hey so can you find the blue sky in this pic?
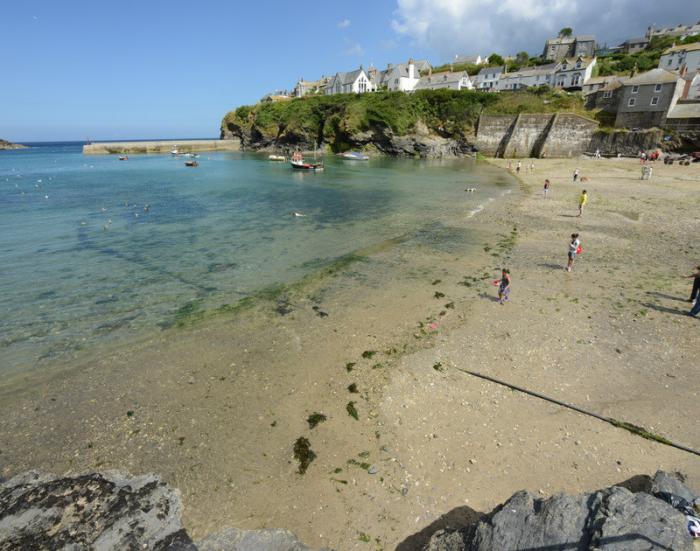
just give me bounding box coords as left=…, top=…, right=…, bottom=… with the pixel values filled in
left=2, top=0, right=697, bottom=141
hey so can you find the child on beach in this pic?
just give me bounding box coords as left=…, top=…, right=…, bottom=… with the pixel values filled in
left=684, top=266, right=700, bottom=304
left=578, top=190, right=588, bottom=216
left=543, top=179, right=550, bottom=198
left=497, top=269, right=511, bottom=304
left=573, top=169, right=580, bottom=183
left=566, top=233, right=581, bottom=272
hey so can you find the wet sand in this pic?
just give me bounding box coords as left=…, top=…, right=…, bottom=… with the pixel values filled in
left=1, top=157, right=698, bottom=550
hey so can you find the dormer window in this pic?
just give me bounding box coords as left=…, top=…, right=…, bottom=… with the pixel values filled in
left=562, top=63, right=568, bottom=70
left=632, top=85, right=639, bottom=94
left=576, top=62, right=582, bottom=68
left=654, top=83, right=662, bottom=92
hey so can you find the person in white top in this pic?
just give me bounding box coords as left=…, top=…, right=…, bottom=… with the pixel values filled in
left=566, top=233, right=580, bottom=272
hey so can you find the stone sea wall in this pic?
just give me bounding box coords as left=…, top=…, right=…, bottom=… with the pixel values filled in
left=476, top=113, right=599, bottom=158
left=83, top=139, right=241, bottom=155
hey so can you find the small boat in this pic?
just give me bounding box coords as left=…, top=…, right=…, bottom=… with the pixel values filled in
left=340, top=151, right=369, bottom=161
left=170, top=147, right=180, bottom=156
left=185, top=160, right=199, bottom=167
left=290, top=151, right=323, bottom=170
left=118, top=155, right=128, bottom=161
left=268, top=154, right=286, bottom=161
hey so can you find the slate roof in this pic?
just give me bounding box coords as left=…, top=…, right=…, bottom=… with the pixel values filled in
left=623, top=68, right=682, bottom=86
left=667, top=101, right=700, bottom=119
left=664, top=42, right=700, bottom=54
left=477, top=66, right=504, bottom=76
left=414, top=71, right=469, bottom=89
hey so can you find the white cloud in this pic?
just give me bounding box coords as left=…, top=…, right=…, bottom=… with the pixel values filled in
left=338, top=18, right=351, bottom=28
left=345, top=42, right=365, bottom=56
left=392, top=0, right=699, bottom=58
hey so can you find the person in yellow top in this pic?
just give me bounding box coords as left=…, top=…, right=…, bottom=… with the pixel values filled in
left=578, top=190, right=588, bottom=217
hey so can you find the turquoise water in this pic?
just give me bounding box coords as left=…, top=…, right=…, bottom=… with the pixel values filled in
left=0, top=143, right=511, bottom=373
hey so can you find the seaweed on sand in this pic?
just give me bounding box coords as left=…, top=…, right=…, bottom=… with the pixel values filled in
left=293, top=437, right=316, bottom=474
left=345, top=362, right=356, bottom=372
left=307, top=412, right=327, bottom=429
left=361, top=350, right=376, bottom=359
left=346, top=401, right=359, bottom=420
left=347, top=383, right=359, bottom=393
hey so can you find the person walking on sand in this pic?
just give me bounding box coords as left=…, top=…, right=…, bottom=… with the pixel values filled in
left=577, top=190, right=588, bottom=217
left=573, top=168, right=580, bottom=183
left=685, top=266, right=700, bottom=304
left=497, top=268, right=511, bottom=304
left=543, top=179, right=551, bottom=198
left=566, top=233, right=581, bottom=272
left=516, top=161, right=521, bottom=174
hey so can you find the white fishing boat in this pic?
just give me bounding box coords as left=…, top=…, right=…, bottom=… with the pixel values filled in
left=340, top=151, right=369, bottom=161
left=268, top=154, right=286, bottom=161
left=170, top=146, right=180, bottom=156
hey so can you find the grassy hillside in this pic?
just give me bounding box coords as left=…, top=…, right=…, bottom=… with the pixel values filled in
left=221, top=88, right=591, bottom=150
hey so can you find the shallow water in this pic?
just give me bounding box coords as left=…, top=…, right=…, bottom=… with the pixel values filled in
left=0, top=144, right=512, bottom=374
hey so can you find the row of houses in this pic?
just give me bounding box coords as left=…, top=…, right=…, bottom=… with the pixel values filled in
left=585, top=42, right=700, bottom=130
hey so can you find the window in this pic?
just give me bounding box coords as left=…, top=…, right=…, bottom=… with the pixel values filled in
left=654, top=84, right=662, bottom=92
left=576, top=62, right=582, bottom=68
left=562, top=63, right=568, bottom=70
left=603, top=90, right=612, bottom=99
left=631, top=85, right=639, bottom=94
left=667, top=58, right=673, bottom=66
left=651, top=96, right=659, bottom=106
left=628, top=97, right=636, bottom=107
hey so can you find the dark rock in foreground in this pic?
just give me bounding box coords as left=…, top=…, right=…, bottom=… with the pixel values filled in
left=2, top=470, right=696, bottom=550
left=423, top=471, right=697, bottom=551
left=0, top=471, right=325, bottom=551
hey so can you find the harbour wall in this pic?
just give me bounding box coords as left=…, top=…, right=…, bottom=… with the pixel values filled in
left=83, top=139, right=241, bottom=155
left=476, top=113, right=599, bottom=158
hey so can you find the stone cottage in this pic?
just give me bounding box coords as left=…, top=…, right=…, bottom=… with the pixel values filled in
left=614, top=68, right=685, bottom=128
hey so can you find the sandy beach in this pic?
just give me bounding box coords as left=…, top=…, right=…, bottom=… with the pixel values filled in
left=0, top=157, right=698, bottom=550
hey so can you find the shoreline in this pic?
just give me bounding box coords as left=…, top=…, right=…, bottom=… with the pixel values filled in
left=1, top=158, right=698, bottom=548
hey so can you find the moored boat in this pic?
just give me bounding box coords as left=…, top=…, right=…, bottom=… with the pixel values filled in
left=185, top=160, right=199, bottom=167
left=340, top=151, right=369, bottom=161
left=268, top=154, right=286, bottom=161
left=290, top=151, right=323, bottom=170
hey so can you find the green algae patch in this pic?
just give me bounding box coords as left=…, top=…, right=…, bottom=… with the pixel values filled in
left=609, top=419, right=673, bottom=446
left=433, top=362, right=444, bottom=372
left=347, top=401, right=359, bottom=420
left=345, top=362, right=356, bottom=372
left=434, top=291, right=445, bottom=299
left=307, top=412, right=327, bottom=429
left=348, top=383, right=359, bottom=393
left=348, top=458, right=371, bottom=471
left=293, top=437, right=316, bottom=474
left=361, top=350, right=376, bottom=359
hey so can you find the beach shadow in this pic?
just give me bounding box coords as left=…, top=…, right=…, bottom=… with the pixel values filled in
left=395, top=505, right=485, bottom=551
left=645, top=291, right=689, bottom=303
left=479, top=292, right=501, bottom=303
left=640, top=302, right=690, bottom=317
left=559, top=214, right=579, bottom=218
left=538, top=262, right=563, bottom=270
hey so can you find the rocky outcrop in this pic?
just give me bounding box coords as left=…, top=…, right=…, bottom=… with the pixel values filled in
left=0, top=139, right=25, bottom=150
left=0, top=471, right=325, bottom=551
left=221, top=116, right=475, bottom=159
left=423, top=471, right=697, bottom=551
left=2, top=470, right=696, bottom=550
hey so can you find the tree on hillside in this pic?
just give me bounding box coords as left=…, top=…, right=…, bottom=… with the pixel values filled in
left=515, top=51, right=530, bottom=65
left=559, top=27, right=573, bottom=37
left=488, top=53, right=505, bottom=66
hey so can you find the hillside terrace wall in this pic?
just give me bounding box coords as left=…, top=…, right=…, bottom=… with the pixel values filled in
left=476, top=113, right=599, bottom=158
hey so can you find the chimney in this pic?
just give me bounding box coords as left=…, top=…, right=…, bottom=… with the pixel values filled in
left=680, top=63, right=688, bottom=78
left=387, top=63, right=394, bottom=70
left=408, top=58, right=415, bottom=79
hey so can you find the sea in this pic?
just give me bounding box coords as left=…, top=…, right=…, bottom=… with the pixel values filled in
left=0, top=142, right=513, bottom=376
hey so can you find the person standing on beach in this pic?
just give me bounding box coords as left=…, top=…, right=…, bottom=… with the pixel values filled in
left=543, top=179, right=550, bottom=198
left=566, top=233, right=580, bottom=272
left=578, top=190, right=588, bottom=217
left=516, top=161, right=521, bottom=174
left=685, top=266, right=700, bottom=304
left=573, top=168, right=580, bottom=183
left=498, top=269, right=511, bottom=304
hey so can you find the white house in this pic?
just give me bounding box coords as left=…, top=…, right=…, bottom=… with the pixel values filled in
left=325, top=67, right=374, bottom=95
left=553, top=56, right=597, bottom=89
left=659, top=42, right=700, bottom=74
left=496, top=65, right=557, bottom=91
left=473, top=66, right=505, bottom=91
left=413, top=71, right=472, bottom=91
left=453, top=54, right=486, bottom=65
left=293, top=76, right=330, bottom=98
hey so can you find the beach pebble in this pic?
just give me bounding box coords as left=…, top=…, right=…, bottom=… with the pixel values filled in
left=368, top=466, right=378, bottom=475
